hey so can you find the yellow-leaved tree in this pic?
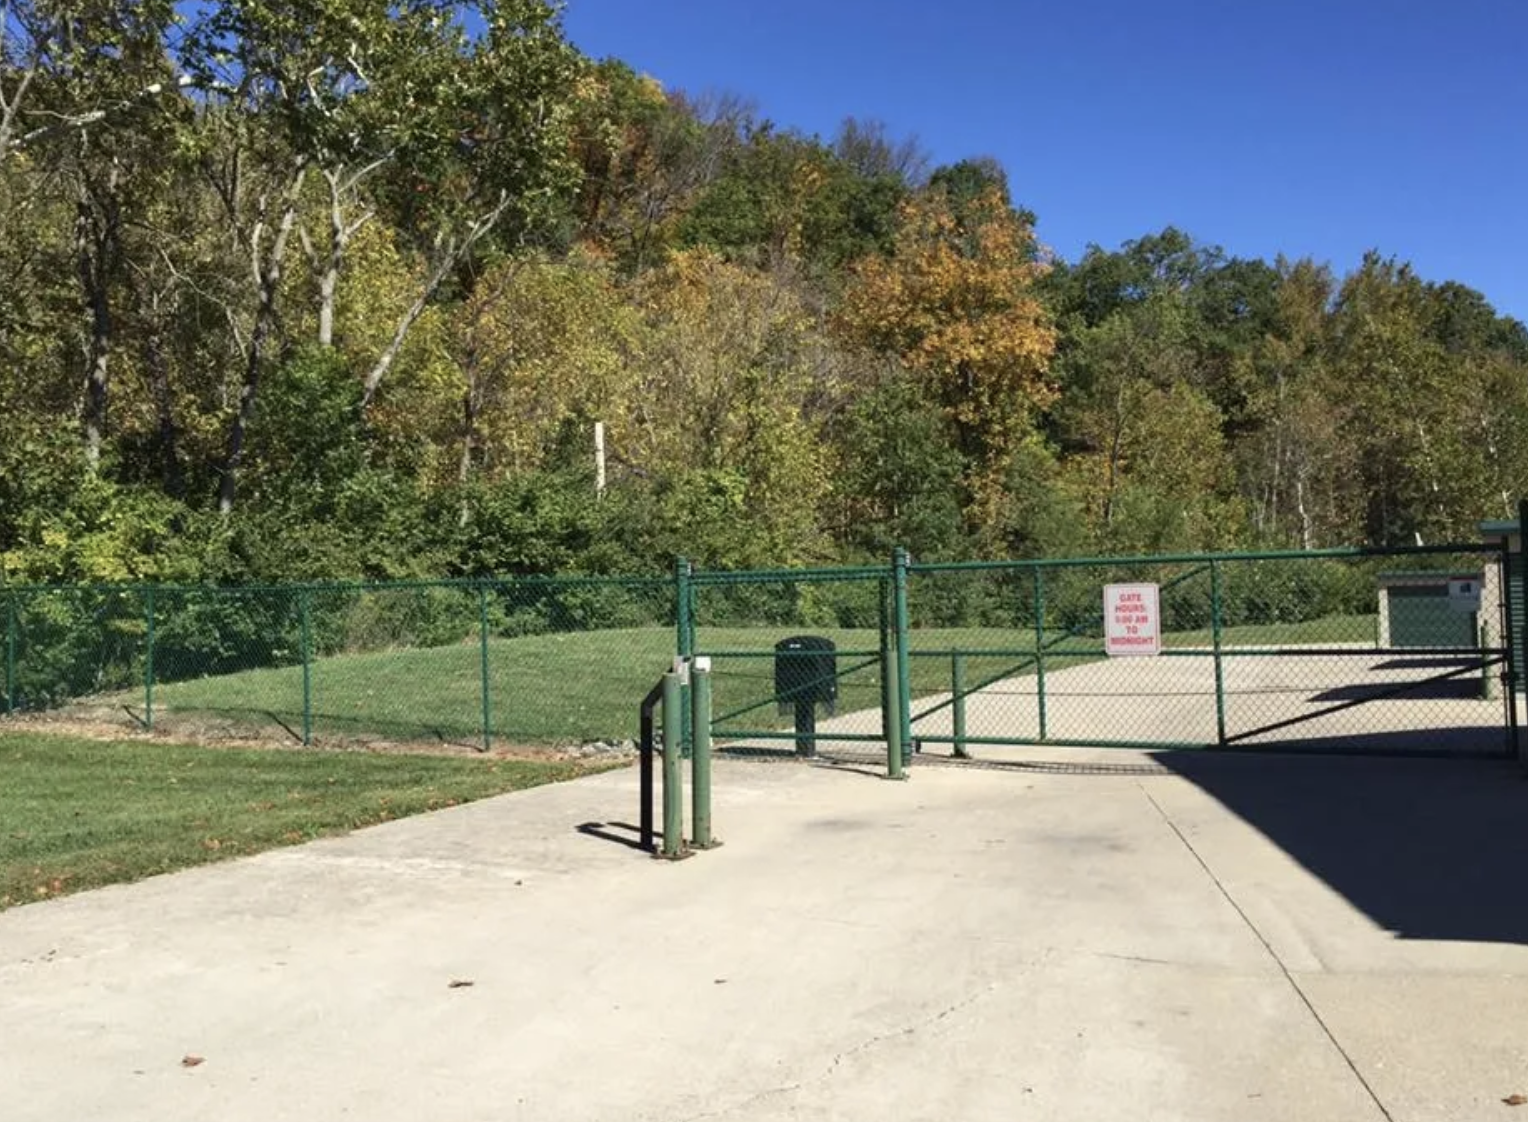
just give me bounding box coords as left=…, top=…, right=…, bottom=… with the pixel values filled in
left=834, top=187, right=1057, bottom=532
left=629, top=249, right=838, bottom=566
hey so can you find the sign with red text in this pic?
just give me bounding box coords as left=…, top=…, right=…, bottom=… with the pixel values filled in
left=1104, top=583, right=1160, bottom=657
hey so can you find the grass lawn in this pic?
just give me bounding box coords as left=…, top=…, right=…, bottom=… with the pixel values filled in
left=0, top=732, right=590, bottom=910
left=83, top=615, right=1381, bottom=747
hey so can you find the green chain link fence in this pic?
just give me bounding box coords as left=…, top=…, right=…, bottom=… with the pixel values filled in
left=902, top=545, right=1515, bottom=758
left=1, top=543, right=1517, bottom=762
left=2, top=575, right=673, bottom=751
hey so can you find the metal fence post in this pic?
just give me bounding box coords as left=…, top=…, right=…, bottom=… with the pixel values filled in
left=675, top=557, right=694, bottom=758
left=299, top=589, right=313, bottom=746
left=880, top=579, right=904, bottom=779
left=884, top=641, right=905, bottom=779
left=1033, top=566, right=1048, bottom=741
left=951, top=652, right=969, bottom=758
left=478, top=582, right=492, bottom=753
left=1210, top=559, right=1228, bottom=746
left=893, top=547, right=913, bottom=767
left=143, top=587, right=155, bottom=732
left=5, top=590, right=16, bottom=715
left=1500, top=544, right=1516, bottom=756
left=660, top=670, right=687, bottom=859
left=691, top=659, right=717, bottom=848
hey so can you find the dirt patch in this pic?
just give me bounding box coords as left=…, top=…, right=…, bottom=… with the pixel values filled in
left=0, top=708, right=634, bottom=767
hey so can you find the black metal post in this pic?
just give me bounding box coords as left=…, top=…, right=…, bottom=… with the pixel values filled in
left=794, top=697, right=817, bottom=757
left=638, top=679, right=665, bottom=852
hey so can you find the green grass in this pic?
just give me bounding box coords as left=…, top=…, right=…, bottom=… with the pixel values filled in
left=87, top=615, right=1381, bottom=746
left=143, top=629, right=678, bottom=744
left=1166, top=613, right=1378, bottom=648
left=0, top=732, right=588, bottom=910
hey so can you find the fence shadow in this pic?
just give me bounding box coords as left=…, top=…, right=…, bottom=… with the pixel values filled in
left=1155, top=749, right=1528, bottom=945
left=1308, top=679, right=1485, bottom=703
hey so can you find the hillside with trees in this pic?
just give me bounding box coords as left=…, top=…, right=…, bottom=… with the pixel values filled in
left=3, top=1, right=1525, bottom=586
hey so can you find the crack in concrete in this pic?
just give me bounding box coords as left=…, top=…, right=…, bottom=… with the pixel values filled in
left=1137, top=781, right=1396, bottom=1122
left=671, top=984, right=996, bottom=1121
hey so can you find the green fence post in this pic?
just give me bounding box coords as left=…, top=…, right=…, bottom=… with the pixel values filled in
left=478, top=582, right=492, bottom=753
left=5, top=590, right=16, bottom=715
left=1482, top=621, right=1497, bottom=701
left=143, top=587, right=155, bottom=732
left=1210, top=559, right=1228, bottom=747
left=1033, top=566, right=1048, bottom=742
left=1504, top=521, right=1522, bottom=764
left=893, top=547, right=913, bottom=767
left=675, top=556, right=694, bottom=758
left=691, top=658, right=717, bottom=849
left=299, top=590, right=313, bottom=746
left=884, top=639, right=905, bottom=780
left=660, top=670, right=688, bottom=859
left=951, top=651, right=969, bottom=759
left=880, top=579, right=904, bottom=779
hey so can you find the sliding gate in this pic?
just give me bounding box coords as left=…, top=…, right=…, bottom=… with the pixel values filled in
left=901, top=545, right=1516, bottom=758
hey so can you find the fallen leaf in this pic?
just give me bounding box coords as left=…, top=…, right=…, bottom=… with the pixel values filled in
left=1504, top=1094, right=1527, bottom=1107
left=180, top=1055, right=205, bottom=1068
left=448, top=979, right=474, bottom=989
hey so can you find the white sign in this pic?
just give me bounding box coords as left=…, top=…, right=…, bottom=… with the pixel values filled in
left=1447, top=578, right=1481, bottom=613
left=1105, top=583, right=1161, bottom=657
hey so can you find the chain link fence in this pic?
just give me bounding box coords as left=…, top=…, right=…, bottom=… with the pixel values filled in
left=1, top=543, right=1517, bottom=761
left=687, top=567, right=893, bottom=758
left=904, top=547, right=1514, bottom=758
left=2, top=577, right=673, bottom=750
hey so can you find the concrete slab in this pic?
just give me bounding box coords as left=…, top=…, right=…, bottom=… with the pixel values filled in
left=2, top=752, right=1525, bottom=1121
left=778, top=643, right=1510, bottom=759
left=897, top=650, right=1507, bottom=754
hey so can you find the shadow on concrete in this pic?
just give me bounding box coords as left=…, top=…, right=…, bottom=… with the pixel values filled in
left=1224, top=725, right=1509, bottom=756
left=1308, top=678, right=1485, bottom=703
left=576, top=821, right=653, bottom=853
left=1370, top=657, right=1485, bottom=671
left=1155, top=750, right=1528, bottom=944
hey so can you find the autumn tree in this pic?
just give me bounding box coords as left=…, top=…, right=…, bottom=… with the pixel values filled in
left=628, top=249, right=840, bottom=566
left=835, top=184, right=1056, bottom=530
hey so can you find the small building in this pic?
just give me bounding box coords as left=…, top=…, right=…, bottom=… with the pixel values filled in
left=1376, top=571, right=1482, bottom=649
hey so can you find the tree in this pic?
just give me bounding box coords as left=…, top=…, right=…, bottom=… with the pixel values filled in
left=177, top=0, right=583, bottom=512
left=1051, top=293, right=1242, bottom=549
left=827, top=367, right=965, bottom=559
left=831, top=117, right=929, bottom=185
left=835, top=185, right=1056, bottom=529
left=1, top=1, right=182, bottom=468
left=441, top=251, right=640, bottom=491
left=568, top=64, right=746, bottom=272
left=627, top=249, right=838, bottom=565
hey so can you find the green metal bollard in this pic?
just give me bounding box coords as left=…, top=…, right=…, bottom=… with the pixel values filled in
left=144, top=587, right=156, bottom=732
left=691, top=659, right=719, bottom=849
left=659, top=670, right=690, bottom=860
left=951, top=652, right=969, bottom=759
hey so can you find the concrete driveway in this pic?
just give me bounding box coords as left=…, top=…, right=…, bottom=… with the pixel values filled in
left=3, top=750, right=1527, bottom=1121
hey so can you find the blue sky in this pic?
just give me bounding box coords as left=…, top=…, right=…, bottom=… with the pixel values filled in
left=561, top=0, right=1528, bottom=321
